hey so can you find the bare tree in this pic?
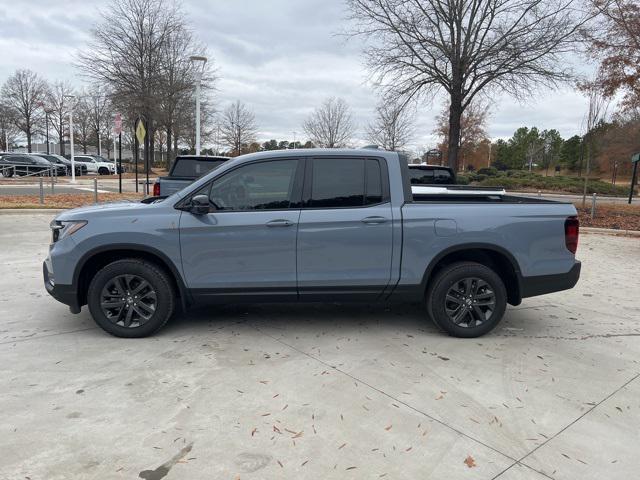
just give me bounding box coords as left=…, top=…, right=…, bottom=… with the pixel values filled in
left=86, top=86, right=113, bottom=156
left=303, top=97, right=355, bottom=148
left=580, top=80, right=610, bottom=206
left=1, top=69, right=48, bottom=152
left=347, top=0, right=591, bottom=170
left=0, top=103, right=19, bottom=151
left=73, top=96, right=93, bottom=154
left=220, top=101, right=258, bottom=156
left=77, top=0, right=197, bottom=168
left=47, top=80, right=75, bottom=156
left=366, top=99, right=415, bottom=151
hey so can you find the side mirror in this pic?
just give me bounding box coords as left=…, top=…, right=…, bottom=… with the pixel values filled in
left=190, top=194, right=212, bottom=215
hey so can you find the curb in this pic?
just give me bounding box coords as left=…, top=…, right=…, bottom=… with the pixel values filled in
left=0, top=209, right=65, bottom=215
left=581, top=226, right=640, bottom=237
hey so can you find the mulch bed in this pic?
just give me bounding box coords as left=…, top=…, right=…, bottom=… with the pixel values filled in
left=575, top=204, right=640, bottom=231
left=0, top=193, right=146, bottom=209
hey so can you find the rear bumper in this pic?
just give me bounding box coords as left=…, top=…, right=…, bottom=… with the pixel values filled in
left=43, top=261, right=80, bottom=313
left=520, top=261, right=581, bottom=298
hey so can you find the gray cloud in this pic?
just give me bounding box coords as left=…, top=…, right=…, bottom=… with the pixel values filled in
left=0, top=0, right=592, bottom=151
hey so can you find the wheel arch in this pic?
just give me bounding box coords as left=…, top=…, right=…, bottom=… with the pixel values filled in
left=420, top=243, right=522, bottom=306
left=73, top=244, right=189, bottom=311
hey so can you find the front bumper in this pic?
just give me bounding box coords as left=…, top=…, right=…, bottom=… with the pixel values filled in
left=520, top=261, right=581, bottom=298
left=43, top=261, right=80, bottom=313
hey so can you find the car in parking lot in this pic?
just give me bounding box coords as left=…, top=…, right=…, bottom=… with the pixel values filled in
left=0, top=153, right=67, bottom=177
left=153, top=155, right=230, bottom=197
left=72, top=155, right=116, bottom=175
left=44, top=148, right=581, bottom=339
left=35, top=153, right=87, bottom=176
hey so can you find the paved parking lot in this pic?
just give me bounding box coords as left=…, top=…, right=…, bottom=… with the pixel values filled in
left=1, top=213, right=639, bottom=480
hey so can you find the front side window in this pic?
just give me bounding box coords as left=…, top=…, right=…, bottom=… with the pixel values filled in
left=309, top=158, right=384, bottom=208
left=208, top=160, right=298, bottom=211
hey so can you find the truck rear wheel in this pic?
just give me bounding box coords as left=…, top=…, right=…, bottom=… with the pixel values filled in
left=87, top=259, right=175, bottom=338
left=426, top=262, right=507, bottom=338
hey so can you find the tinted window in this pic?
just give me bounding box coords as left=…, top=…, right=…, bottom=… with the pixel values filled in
left=365, top=159, right=382, bottom=205
left=172, top=158, right=226, bottom=177
left=408, top=167, right=434, bottom=185
left=209, top=160, right=298, bottom=210
left=434, top=169, right=453, bottom=184
left=310, top=159, right=364, bottom=208
left=76, top=156, right=95, bottom=163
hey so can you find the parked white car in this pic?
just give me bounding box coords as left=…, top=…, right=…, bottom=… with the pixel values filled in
left=73, top=155, right=116, bottom=175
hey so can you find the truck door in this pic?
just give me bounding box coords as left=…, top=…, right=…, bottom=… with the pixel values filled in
left=296, top=157, right=393, bottom=300
left=179, top=158, right=303, bottom=301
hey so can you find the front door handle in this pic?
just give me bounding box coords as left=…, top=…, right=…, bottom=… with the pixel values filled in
left=361, top=216, right=388, bottom=224
left=266, top=219, right=294, bottom=227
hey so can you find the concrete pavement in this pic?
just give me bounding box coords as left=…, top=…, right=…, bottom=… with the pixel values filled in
left=0, top=213, right=638, bottom=479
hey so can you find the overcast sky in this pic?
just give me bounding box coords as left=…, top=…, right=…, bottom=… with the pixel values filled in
left=0, top=0, right=594, bottom=152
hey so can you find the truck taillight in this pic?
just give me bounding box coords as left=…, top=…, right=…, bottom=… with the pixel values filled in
left=153, top=182, right=160, bottom=197
left=565, top=216, right=579, bottom=254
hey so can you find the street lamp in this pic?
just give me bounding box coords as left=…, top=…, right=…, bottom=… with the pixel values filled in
left=189, top=55, right=207, bottom=156
left=63, top=94, right=77, bottom=183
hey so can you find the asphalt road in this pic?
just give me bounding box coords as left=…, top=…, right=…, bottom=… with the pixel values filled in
left=1, top=212, right=639, bottom=479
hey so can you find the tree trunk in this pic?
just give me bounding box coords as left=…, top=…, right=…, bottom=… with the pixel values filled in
left=166, top=127, right=173, bottom=170
left=26, top=128, right=32, bottom=153
left=447, top=95, right=462, bottom=171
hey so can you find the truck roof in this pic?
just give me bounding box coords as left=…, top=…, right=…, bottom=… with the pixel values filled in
left=233, top=148, right=400, bottom=163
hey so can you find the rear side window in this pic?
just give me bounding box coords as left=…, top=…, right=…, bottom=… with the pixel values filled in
left=308, top=158, right=384, bottom=208
left=172, top=158, right=226, bottom=177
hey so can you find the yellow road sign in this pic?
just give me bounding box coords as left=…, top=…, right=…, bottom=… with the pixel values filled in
left=136, top=120, right=146, bottom=144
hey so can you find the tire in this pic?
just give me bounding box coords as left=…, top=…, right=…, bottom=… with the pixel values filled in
left=98, top=167, right=109, bottom=175
left=3, top=169, right=13, bottom=178
left=426, top=261, right=507, bottom=338
left=87, top=259, right=175, bottom=338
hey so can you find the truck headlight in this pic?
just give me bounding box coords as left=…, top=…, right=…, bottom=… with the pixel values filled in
left=50, top=220, right=87, bottom=242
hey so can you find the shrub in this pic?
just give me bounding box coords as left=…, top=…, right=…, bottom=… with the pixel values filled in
left=477, top=167, right=498, bottom=176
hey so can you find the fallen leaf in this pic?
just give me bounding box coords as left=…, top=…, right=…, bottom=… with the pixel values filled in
left=464, top=456, right=476, bottom=468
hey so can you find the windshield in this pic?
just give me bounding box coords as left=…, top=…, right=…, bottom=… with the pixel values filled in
left=171, top=158, right=226, bottom=178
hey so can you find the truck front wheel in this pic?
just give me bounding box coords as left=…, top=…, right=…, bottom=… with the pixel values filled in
left=426, top=262, right=507, bottom=338
left=87, top=259, right=175, bottom=338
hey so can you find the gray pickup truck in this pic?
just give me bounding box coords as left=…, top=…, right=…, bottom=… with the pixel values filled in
left=153, top=155, right=229, bottom=197
left=44, top=149, right=581, bottom=338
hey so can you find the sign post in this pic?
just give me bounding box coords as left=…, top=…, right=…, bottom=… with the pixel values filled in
left=135, top=118, right=146, bottom=194
left=114, top=113, right=123, bottom=193
left=630, top=153, right=639, bottom=205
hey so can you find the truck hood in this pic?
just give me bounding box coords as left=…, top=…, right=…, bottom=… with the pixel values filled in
left=56, top=201, right=151, bottom=221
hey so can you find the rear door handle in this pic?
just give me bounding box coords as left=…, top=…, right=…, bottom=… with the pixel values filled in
left=361, top=216, right=388, bottom=224
left=266, top=219, right=294, bottom=227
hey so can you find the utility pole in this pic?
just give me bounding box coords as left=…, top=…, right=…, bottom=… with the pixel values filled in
left=189, top=55, right=207, bottom=156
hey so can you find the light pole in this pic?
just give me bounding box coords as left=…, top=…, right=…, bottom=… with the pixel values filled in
left=45, top=108, right=53, bottom=155
left=64, top=94, right=77, bottom=183
left=189, top=55, right=207, bottom=156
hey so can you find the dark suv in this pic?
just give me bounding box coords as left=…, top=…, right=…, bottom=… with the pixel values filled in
left=0, top=154, right=67, bottom=177
left=35, top=154, right=86, bottom=176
